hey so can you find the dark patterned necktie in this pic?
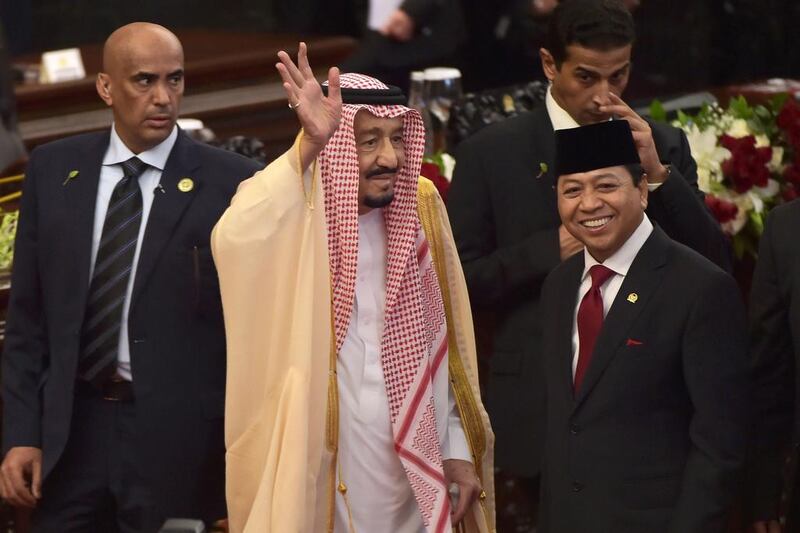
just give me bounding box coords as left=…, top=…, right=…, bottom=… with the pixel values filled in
left=574, top=264, right=615, bottom=393
left=78, top=157, right=147, bottom=385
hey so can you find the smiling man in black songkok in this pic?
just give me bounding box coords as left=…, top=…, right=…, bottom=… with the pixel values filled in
left=537, top=119, right=750, bottom=533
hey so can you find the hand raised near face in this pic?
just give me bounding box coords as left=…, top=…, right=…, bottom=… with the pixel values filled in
left=599, top=93, right=670, bottom=184
left=276, top=42, right=342, bottom=172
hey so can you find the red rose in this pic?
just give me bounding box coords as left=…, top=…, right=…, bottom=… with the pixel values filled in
left=420, top=162, right=450, bottom=203
left=778, top=98, right=800, bottom=149
left=784, top=161, right=800, bottom=186
left=704, top=194, right=739, bottom=225
left=719, top=134, right=772, bottom=192
left=782, top=183, right=800, bottom=202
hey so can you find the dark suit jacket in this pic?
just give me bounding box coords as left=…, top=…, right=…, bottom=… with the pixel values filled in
left=539, top=226, right=749, bottom=533
left=749, top=199, right=800, bottom=527
left=1, top=130, right=261, bottom=522
left=342, top=0, right=466, bottom=81
left=446, top=106, right=732, bottom=476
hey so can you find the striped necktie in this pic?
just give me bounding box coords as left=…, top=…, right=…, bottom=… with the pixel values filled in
left=78, top=156, right=148, bottom=386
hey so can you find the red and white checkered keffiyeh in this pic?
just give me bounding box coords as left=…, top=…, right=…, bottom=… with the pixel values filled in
left=319, top=73, right=452, bottom=532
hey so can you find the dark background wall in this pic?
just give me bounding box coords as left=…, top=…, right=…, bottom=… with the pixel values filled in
left=1, top=0, right=280, bottom=54
left=0, top=0, right=798, bottom=97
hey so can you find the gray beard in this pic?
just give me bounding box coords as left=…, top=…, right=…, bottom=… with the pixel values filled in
left=363, top=190, right=395, bottom=209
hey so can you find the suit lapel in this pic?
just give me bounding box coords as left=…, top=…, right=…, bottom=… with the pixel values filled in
left=64, top=132, right=109, bottom=308
left=530, top=108, right=559, bottom=216
left=573, top=226, right=670, bottom=409
left=130, top=131, right=200, bottom=305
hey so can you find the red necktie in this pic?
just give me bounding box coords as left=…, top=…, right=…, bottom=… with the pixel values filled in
left=574, top=264, right=615, bottom=393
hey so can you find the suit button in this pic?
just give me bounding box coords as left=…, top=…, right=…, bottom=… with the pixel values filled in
left=572, top=481, right=584, bottom=492
left=132, top=338, right=146, bottom=344
left=570, top=423, right=580, bottom=435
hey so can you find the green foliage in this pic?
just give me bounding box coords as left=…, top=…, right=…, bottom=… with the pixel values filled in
left=0, top=210, right=18, bottom=271
left=649, top=99, right=667, bottom=123
left=729, top=95, right=754, bottom=120
left=423, top=152, right=445, bottom=172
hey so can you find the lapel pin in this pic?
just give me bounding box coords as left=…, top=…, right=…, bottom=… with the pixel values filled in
left=627, top=293, right=638, bottom=303
left=62, top=169, right=79, bottom=186
left=177, top=178, right=194, bottom=193
left=536, top=162, right=548, bottom=179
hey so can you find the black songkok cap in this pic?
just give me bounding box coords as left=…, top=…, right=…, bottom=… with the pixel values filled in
left=554, top=120, right=640, bottom=177
left=321, top=84, right=407, bottom=105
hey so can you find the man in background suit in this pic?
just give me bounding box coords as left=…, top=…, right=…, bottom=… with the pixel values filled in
left=0, top=22, right=26, bottom=173
left=446, top=0, right=730, bottom=511
left=539, top=120, right=748, bottom=532
left=341, top=0, right=466, bottom=90
left=749, top=199, right=800, bottom=533
left=0, top=23, right=260, bottom=531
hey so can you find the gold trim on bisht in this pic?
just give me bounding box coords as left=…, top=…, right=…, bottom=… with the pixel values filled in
left=417, top=177, right=493, bottom=531
left=417, top=177, right=487, bottom=467
left=325, top=296, right=340, bottom=532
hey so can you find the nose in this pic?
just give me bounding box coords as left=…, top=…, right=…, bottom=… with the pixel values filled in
left=152, top=81, right=170, bottom=106
left=578, top=189, right=603, bottom=212
left=591, top=80, right=612, bottom=108
left=376, top=137, right=398, bottom=169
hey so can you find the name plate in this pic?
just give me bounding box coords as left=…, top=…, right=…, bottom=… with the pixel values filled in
left=40, top=48, right=86, bottom=83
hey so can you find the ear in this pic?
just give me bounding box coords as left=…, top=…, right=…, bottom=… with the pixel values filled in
left=540, top=48, right=557, bottom=82
left=96, top=73, right=112, bottom=106
left=638, top=173, right=649, bottom=210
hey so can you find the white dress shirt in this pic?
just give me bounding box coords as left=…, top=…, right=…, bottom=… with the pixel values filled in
left=571, top=215, right=653, bottom=377
left=335, top=208, right=470, bottom=532
left=545, top=85, right=581, bottom=132
left=89, top=125, right=177, bottom=381
left=368, top=0, right=404, bottom=30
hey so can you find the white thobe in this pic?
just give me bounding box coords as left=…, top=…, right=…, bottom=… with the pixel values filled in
left=335, top=208, right=470, bottom=532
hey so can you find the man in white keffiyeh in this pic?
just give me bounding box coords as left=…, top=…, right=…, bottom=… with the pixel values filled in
left=212, top=43, right=495, bottom=533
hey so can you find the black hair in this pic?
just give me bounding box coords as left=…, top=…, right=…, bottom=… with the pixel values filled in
left=546, top=0, right=635, bottom=67
left=624, top=163, right=644, bottom=185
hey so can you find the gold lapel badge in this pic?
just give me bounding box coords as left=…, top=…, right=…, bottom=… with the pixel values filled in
left=177, top=178, right=194, bottom=193
left=62, top=169, right=79, bottom=186
left=627, top=293, right=639, bottom=303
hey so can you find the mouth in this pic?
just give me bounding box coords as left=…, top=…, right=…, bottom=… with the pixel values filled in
left=580, top=216, right=612, bottom=231
left=145, top=115, right=172, bottom=128
left=368, top=173, right=396, bottom=184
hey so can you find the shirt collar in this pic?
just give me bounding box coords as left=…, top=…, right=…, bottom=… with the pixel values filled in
left=581, top=215, right=654, bottom=281
left=545, top=85, right=580, bottom=131
left=103, top=124, right=178, bottom=171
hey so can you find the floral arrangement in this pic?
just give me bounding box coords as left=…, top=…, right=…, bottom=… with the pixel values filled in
left=420, top=152, right=456, bottom=203
left=650, top=94, right=800, bottom=258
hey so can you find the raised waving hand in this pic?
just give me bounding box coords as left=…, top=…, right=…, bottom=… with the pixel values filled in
left=276, top=42, right=342, bottom=172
